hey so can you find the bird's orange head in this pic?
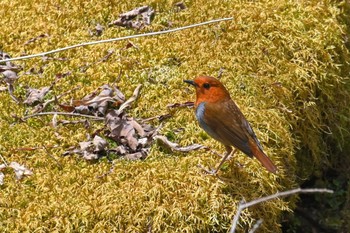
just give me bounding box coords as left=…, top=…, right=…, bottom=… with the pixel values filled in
left=184, top=76, right=231, bottom=106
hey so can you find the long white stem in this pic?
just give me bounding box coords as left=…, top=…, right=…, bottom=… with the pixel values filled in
left=0, top=17, right=233, bottom=63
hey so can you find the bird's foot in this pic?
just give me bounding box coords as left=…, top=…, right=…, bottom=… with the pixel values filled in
left=197, top=164, right=218, bottom=175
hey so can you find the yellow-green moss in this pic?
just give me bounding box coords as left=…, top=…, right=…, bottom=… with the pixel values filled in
left=0, top=0, right=349, bottom=232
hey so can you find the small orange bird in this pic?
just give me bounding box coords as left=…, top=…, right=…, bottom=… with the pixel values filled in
left=184, top=76, right=277, bottom=174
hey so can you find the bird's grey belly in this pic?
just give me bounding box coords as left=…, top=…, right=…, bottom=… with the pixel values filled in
left=195, top=102, right=224, bottom=143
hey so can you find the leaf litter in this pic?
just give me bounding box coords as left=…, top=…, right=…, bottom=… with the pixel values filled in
left=108, top=6, right=155, bottom=29
left=25, top=82, right=205, bottom=164
left=3, top=57, right=206, bottom=180
left=1, top=50, right=21, bottom=103
left=2, top=47, right=206, bottom=182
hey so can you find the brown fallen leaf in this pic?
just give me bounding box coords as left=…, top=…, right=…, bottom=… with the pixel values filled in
left=23, top=86, right=51, bottom=105
left=108, top=6, right=155, bottom=29
left=106, top=110, right=138, bottom=151
left=2, top=70, right=18, bottom=85
left=125, top=150, right=147, bottom=160
left=2, top=70, right=20, bottom=103
left=76, top=135, right=108, bottom=160
left=89, top=23, right=104, bottom=36
left=64, top=84, right=125, bottom=116
left=174, top=2, right=186, bottom=10
left=0, top=51, right=21, bottom=72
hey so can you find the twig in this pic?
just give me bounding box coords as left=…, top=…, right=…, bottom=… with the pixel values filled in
left=22, top=112, right=105, bottom=121
left=0, top=18, right=233, bottom=63
left=229, top=188, right=333, bottom=233
left=0, top=154, right=8, bottom=166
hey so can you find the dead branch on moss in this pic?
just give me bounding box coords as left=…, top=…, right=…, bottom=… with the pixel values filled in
left=167, top=101, right=194, bottom=108
left=229, top=188, right=334, bottom=233
left=0, top=18, right=233, bottom=63
left=22, top=112, right=105, bottom=121
left=154, top=135, right=207, bottom=152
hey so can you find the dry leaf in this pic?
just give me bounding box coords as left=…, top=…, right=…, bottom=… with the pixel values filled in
left=2, top=70, right=18, bottom=85
left=125, top=150, right=147, bottom=160
left=109, top=6, right=155, bottom=29
left=0, top=51, right=21, bottom=72
left=23, top=86, right=51, bottom=105
left=75, top=135, right=109, bottom=160
left=174, top=2, right=186, bottom=10
left=66, top=84, right=125, bottom=116
left=9, top=162, right=33, bottom=180
left=93, top=135, right=108, bottom=151
left=106, top=110, right=137, bottom=151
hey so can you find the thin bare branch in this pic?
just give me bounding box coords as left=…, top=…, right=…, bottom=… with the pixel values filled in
left=43, top=145, right=63, bottom=169
left=0, top=18, right=233, bottom=63
left=229, top=188, right=334, bottom=233
left=22, top=112, right=105, bottom=121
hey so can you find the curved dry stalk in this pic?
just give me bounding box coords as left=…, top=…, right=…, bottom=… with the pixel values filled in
left=22, top=112, right=105, bottom=121
left=116, top=84, right=142, bottom=114
left=0, top=18, right=233, bottom=63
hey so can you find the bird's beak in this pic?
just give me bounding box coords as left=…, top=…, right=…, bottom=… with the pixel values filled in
left=184, top=80, right=196, bottom=86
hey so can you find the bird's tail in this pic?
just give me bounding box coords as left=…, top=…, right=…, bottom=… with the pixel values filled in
left=249, top=141, right=277, bottom=173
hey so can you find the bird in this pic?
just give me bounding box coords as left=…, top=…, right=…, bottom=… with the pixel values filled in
left=184, top=76, right=277, bottom=174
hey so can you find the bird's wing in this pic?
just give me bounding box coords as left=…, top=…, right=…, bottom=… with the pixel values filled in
left=200, top=100, right=253, bottom=156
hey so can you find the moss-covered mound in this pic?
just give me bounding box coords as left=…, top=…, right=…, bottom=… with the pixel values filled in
left=0, top=0, right=349, bottom=232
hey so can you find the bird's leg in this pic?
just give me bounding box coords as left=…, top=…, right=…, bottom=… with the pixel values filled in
left=212, top=146, right=237, bottom=173
left=200, top=146, right=237, bottom=175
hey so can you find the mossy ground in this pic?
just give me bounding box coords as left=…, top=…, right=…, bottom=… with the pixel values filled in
left=0, top=0, right=349, bottom=232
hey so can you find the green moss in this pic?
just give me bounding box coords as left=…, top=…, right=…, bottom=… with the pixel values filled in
left=0, top=0, right=349, bottom=232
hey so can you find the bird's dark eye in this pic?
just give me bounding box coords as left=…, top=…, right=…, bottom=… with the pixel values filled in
left=203, top=83, right=210, bottom=89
